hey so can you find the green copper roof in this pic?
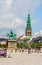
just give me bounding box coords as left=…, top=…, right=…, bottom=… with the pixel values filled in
left=26, top=13, right=31, bottom=29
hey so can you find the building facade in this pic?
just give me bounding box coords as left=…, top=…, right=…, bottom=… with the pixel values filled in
left=7, top=40, right=17, bottom=49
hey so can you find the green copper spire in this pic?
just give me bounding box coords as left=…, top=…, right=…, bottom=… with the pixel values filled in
left=26, top=12, right=31, bottom=30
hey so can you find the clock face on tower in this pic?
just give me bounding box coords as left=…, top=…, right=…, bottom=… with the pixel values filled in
left=26, top=29, right=32, bottom=36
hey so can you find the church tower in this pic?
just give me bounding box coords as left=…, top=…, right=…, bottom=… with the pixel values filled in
left=25, top=12, right=32, bottom=36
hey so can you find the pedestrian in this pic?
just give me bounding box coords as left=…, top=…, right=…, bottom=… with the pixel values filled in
left=28, top=47, right=31, bottom=54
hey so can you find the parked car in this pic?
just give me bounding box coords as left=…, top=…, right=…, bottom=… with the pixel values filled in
left=0, top=48, right=7, bottom=57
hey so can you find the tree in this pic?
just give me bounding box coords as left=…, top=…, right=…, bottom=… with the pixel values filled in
left=17, top=43, right=24, bottom=49
left=19, top=43, right=23, bottom=49
left=2, top=45, right=7, bottom=48
left=24, top=44, right=28, bottom=49
left=0, top=43, right=2, bottom=48
left=30, top=43, right=36, bottom=49
left=35, top=43, right=41, bottom=48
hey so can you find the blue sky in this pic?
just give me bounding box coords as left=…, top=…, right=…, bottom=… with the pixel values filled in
left=0, top=0, right=42, bottom=37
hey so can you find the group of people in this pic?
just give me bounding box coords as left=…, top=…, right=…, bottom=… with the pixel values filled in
left=28, top=47, right=41, bottom=54
left=8, top=47, right=41, bottom=58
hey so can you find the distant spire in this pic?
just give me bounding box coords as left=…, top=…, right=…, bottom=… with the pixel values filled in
left=25, top=11, right=32, bottom=36
left=26, top=11, right=31, bottom=30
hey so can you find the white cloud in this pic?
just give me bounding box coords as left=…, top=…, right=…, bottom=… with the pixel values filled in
left=0, top=18, right=26, bottom=37
left=16, top=29, right=24, bottom=36
left=39, top=30, right=42, bottom=36
left=14, top=18, right=26, bottom=28
left=5, top=0, right=13, bottom=7
left=0, top=0, right=13, bottom=11
left=0, top=17, right=25, bottom=29
left=0, top=0, right=42, bottom=37
left=12, top=0, right=41, bottom=17
left=31, top=19, right=38, bottom=24
left=0, top=0, right=41, bottom=13
left=0, top=0, right=41, bottom=19
left=33, top=30, right=42, bottom=38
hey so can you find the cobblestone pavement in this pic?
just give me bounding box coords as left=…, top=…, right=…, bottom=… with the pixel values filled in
left=0, top=50, right=42, bottom=65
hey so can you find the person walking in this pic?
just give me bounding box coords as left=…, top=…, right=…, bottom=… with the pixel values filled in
left=28, top=47, right=31, bottom=54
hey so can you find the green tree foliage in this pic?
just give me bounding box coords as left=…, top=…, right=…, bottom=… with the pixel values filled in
left=30, top=43, right=36, bottom=49
left=30, top=43, right=42, bottom=49
left=17, top=42, right=42, bottom=49
left=2, top=45, right=7, bottom=48
left=17, top=43, right=24, bottom=49
left=17, top=43, right=28, bottom=49
left=17, top=43, right=20, bottom=48
left=24, top=44, right=28, bottom=49
left=39, top=43, right=42, bottom=46
left=35, top=43, right=41, bottom=48
left=0, top=43, right=2, bottom=48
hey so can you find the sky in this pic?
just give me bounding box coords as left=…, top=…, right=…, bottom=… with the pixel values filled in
left=0, top=0, right=42, bottom=38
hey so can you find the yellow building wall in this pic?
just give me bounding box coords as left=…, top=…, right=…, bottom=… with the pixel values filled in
left=8, top=41, right=17, bottom=49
